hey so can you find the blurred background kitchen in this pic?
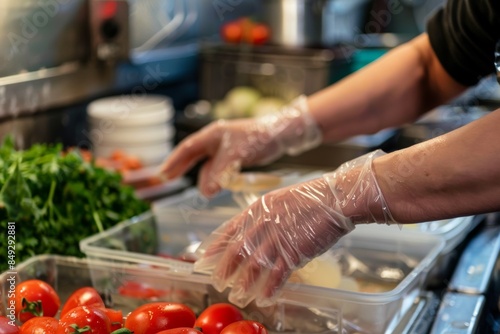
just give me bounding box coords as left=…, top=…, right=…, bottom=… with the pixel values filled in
left=3, top=0, right=500, bottom=158
left=1, top=1, right=500, bottom=332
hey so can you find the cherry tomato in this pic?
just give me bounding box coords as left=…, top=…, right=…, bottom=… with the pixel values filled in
left=124, top=302, right=196, bottom=334
left=60, top=287, right=105, bottom=317
left=221, top=21, right=243, bottom=44
left=156, top=329, right=203, bottom=334
left=118, top=281, right=166, bottom=299
left=248, top=24, right=270, bottom=45
left=9, top=280, right=60, bottom=323
left=194, top=303, right=243, bottom=334
left=220, top=320, right=268, bottom=334
left=56, top=306, right=111, bottom=334
left=102, top=308, right=123, bottom=331
left=0, top=316, right=20, bottom=334
left=19, top=316, right=58, bottom=334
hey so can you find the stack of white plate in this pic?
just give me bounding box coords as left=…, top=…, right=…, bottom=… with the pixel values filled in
left=87, top=95, right=175, bottom=166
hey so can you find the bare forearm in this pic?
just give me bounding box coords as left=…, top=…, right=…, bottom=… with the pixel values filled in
left=307, top=34, right=467, bottom=142
left=373, top=110, right=500, bottom=223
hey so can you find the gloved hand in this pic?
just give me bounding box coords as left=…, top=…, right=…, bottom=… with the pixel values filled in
left=193, top=150, right=395, bottom=308
left=160, top=96, right=322, bottom=197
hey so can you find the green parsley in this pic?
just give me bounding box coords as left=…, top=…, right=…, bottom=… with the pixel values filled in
left=0, top=137, right=149, bottom=270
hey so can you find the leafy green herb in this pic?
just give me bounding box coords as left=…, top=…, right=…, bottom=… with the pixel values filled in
left=0, top=137, right=150, bottom=270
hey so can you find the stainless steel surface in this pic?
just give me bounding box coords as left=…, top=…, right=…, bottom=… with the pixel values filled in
left=0, top=0, right=119, bottom=119
left=260, top=0, right=326, bottom=47
left=448, top=226, right=500, bottom=294
left=0, top=0, right=204, bottom=121
left=0, top=63, right=115, bottom=120
left=389, top=292, right=440, bottom=334
left=0, top=0, right=90, bottom=77
left=430, top=293, right=485, bottom=334
left=0, top=105, right=68, bottom=149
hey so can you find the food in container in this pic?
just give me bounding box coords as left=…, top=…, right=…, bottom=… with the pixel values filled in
left=80, top=205, right=444, bottom=333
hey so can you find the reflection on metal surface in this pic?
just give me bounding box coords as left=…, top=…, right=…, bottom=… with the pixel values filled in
left=448, top=226, right=500, bottom=294
left=430, top=293, right=484, bottom=334
left=389, top=292, right=441, bottom=334
left=0, top=63, right=115, bottom=120
left=0, top=62, right=80, bottom=86
left=0, top=0, right=115, bottom=120
left=0, top=0, right=90, bottom=77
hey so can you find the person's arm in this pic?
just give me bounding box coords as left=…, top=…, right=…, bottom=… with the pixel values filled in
left=192, top=110, right=500, bottom=308
left=369, top=109, right=500, bottom=224
left=308, top=34, right=468, bottom=142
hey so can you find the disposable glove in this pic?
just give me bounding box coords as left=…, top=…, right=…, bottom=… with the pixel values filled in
left=194, top=150, right=395, bottom=308
left=161, top=96, right=322, bottom=197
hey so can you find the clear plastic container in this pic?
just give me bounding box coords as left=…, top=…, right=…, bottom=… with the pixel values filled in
left=150, top=169, right=310, bottom=214
left=355, top=215, right=477, bottom=255
left=355, top=215, right=479, bottom=289
left=0, top=255, right=210, bottom=322
left=80, top=210, right=443, bottom=333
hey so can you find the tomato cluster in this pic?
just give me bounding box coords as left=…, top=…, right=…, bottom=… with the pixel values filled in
left=220, top=18, right=270, bottom=45
left=1, top=280, right=268, bottom=334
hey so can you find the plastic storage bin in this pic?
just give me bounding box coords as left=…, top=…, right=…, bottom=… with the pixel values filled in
left=150, top=169, right=313, bottom=213
left=80, top=209, right=443, bottom=333
left=356, top=216, right=476, bottom=256
left=0, top=255, right=211, bottom=321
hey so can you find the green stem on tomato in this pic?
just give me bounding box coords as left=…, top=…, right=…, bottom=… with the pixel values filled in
left=21, top=297, right=43, bottom=317
left=69, top=324, right=92, bottom=333
left=110, top=328, right=134, bottom=334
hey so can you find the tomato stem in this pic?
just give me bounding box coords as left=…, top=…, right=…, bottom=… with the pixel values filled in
left=69, top=324, right=91, bottom=333
left=111, top=328, right=134, bottom=334
left=21, top=297, right=43, bottom=317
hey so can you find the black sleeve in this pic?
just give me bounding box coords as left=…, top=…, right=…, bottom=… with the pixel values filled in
left=427, top=0, right=500, bottom=86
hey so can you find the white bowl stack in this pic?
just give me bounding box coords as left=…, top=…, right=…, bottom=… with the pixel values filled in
left=87, top=95, right=175, bottom=166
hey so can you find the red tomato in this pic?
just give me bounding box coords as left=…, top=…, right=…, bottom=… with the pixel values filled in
left=124, top=302, right=196, bottom=334
left=56, top=306, right=110, bottom=334
left=194, top=303, right=243, bottom=334
left=156, top=329, right=203, bottom=334
left=102, top=308, right=123, bottom=331
left=221, top=21, right=243, bottom=44
left=9, top=280, right=60, bottom=323
left=60, top=287, right=105, bottom=317
left=19, top=316, right=58, bottom=334
left=248, top=24, right=270, bottom=45
left=0, top=316, right=19, bottom=334
left=118, top=281, right=166, bottom=299
left=220, top=320, right=268, bottom=334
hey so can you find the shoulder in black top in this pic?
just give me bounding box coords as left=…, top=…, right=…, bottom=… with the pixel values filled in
left=427, top=0, right=500, bottom=86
